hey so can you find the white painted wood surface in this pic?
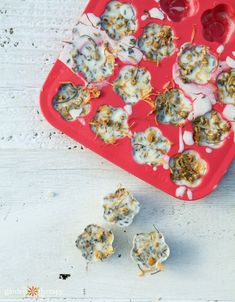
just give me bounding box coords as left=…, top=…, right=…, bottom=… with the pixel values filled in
left=0, top=0, right=234, bottom=301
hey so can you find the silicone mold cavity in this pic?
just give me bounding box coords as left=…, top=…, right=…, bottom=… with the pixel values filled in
left=160, top=0, right=199, bottom=22
left=201, top=4, right=235, bottom=44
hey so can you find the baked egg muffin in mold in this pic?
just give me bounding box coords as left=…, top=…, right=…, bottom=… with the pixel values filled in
left=155, top=88, right=192, bottom=125
left=75, top=224, right=114, bottom=262
left=170, top=150, right=207, bottom=187
left=103, top=186, right=140, bottom=227
left=71, top=36, right=116, bottom=83
left=178, top=44, right=217, bottom=84
left=138, top=23, right=175, bottom=62
left=90, top=105, right=129, bottom=144
left=100, top=1, right=137, bottom=41
left=131, top=228, right=170, bottom=275
left=113, top=66, right=152, bottom=105
left=132, top=127, right=171, bottom=167
left=192, top=110, right=231, bottom=148
left=53, top=83, right=100, bottom=121
left=217, top=69, right=235, bottom=105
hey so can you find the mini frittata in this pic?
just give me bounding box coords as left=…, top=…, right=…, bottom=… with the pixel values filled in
left=103, top=186, right=140, bottom=227
left=113, top=65, right=152, bottom=104
left=192, top=110, right=231, bottom=148
left=155, top=88, right=192, bottom=125
left=217, top=69, right=235, bottom=105
left=131, top=228, right=170, bottom=275
left=170, top=150, right=207, bottom=187
left=101, top=1, right=137, bottom=40
left=75, top=224, right=114, bottom=262
left=71, top=36, right=115, bottom=83
left=178, top=44, right=217, bottom=84
left=132, top=127, right=171, bottom=167
left=90, top=105, right=129, bottom=144
left=138, top=23, right=175, bottom=62
left=53, top=83, right=100, bottom=121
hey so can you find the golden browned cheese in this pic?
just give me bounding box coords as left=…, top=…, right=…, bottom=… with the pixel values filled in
left=193, top=110, right=231, bottom=147
left=170, top=151, right=207, bottom=186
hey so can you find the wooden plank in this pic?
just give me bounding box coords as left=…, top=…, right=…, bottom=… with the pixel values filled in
left=0, top=149, right=234, bottom=204
left=0, top=150, right=234, bottom=300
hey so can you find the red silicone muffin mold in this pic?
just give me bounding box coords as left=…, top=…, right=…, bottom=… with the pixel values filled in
left=40, top=0, right=235, bottom=201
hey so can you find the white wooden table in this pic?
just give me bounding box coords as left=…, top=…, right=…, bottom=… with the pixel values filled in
left=0, top=1, right=234, bottom=301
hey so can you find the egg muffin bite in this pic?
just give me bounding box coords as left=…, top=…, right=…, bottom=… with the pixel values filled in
left=53, top=83, right=100, bottom=121
left=178, top=44, right=217, bottom=84
left=138, top=23, right=175, bottom=62
left=132, top=127, right=171, bottom=167
left=192, top=110, right=231, bottom=148
left=155, top=88, right=192, bottom=125
left=101, top=1, right=137, bottom=41
left=217, top=69, right=235, bottom=105
left=103, top=186, right=140, bottom=227
left=131, top=228, right=170, bottom=275
left=170, top=150, right=207, bottom=187
left=72, top=36, right=115, bottom=83
left=113, top=66, right=152, bottom=104
left=90, top=105, right=129, bottom=144
left=75, top=224, right=114, bottom=262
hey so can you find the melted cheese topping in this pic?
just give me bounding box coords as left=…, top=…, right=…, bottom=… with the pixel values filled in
left=131, top=229, right=170, bottom=274
left=90, top=105, right=129, bottom=144
left=132, top=127, right=171, bottom=167
left=101, top=1, right=136, bottom=41
left=75, top=224, right=114, bottom=262
left=113, top=66, right=152, bottom=104
left=178, top=44, right=217, bottom=84
left=138, top=23, right=175, bottom=62
left=170, top=150, right=207, bottom=187
left=193, top=110, right=231, bottom=148
left=117, top=36, right=143, bottom=64
left=103, top=186, right=140, bottom=227
left=72, top=36, right=115, bottom=83
left=155, top=88, right=192, bottom=125
left=53, top=83, right=100, bottom=121
left=217, top=69, right=235, bottom=105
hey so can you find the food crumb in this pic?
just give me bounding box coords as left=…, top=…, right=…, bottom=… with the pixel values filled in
left=59, top=274, right=71, bottom=280
left=48, top=192, right=57, bottom=198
